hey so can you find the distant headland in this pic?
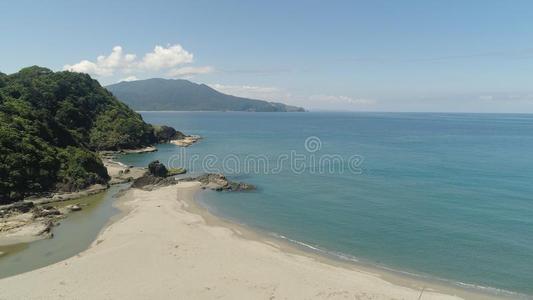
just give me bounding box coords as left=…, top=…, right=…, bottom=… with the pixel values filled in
left=106, top=78, right=305, bottom=112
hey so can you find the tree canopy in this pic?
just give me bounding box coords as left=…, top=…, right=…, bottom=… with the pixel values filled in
left=0, top=66, right=159, bottom=203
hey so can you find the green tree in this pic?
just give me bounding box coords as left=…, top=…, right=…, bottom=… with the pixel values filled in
left=0, top=66, right=160, bottom=203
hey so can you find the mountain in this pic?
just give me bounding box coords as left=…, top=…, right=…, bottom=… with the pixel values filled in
left=0, top=67, right=167, bottom=204
left=106, top=78, right=305, bottom=112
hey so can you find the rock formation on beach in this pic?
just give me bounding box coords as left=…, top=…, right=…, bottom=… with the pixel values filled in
left=0, top=201, right=81, bottom=246
left=131, top=161, right=254, bottom=192
left=192, top=173, right=256, bottom=191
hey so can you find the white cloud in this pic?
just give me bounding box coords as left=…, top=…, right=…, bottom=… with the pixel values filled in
left=208, top=83, right=293, bottom=103
left=478, top=93, right=533, bottom=103
left=208, top=84, right=376, bottom=110
left=63, top=44, right=209, bottom=81
left=119, top=75, right=139, bottom=82
left=140, top=45, right=193, bottom=70
left=208, top=84, right=281, bottom=98
left=308, top=94, right=377, bottom=106
left=168, top=66, right=214, bottom=78
left=64, top=46, right=136, bottom=77
left=479, top=95, right=494, bottom=101
left=64, top=60, right=104, bottom=76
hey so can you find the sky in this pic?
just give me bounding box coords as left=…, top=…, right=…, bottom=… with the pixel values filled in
left=2, top=0, right=533, bottom=112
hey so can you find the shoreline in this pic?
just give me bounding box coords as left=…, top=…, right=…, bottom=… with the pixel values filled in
left=0, top=182, right=509, bottom=299
left=188, top=190, right=513, bottom=300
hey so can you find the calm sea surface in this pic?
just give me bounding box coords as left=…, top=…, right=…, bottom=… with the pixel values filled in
left=119, top=112, right=533, bottom=296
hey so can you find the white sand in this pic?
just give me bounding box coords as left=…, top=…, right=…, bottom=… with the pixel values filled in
left=0, top=183, right=491, bottom=299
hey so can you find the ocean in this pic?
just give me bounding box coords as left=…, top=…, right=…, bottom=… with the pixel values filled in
left=119, top=111, right=533, bottom=297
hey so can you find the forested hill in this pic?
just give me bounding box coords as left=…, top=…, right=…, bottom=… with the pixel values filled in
left=0, top=66, right=162, bottom=204
left=106, top=78, right=305, bottom=112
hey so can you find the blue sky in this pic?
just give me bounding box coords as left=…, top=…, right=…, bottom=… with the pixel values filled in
left=2, top=0, right=533, bottom=112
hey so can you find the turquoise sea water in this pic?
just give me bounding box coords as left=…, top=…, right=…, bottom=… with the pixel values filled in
left=119, top=112, right=533, bottom=297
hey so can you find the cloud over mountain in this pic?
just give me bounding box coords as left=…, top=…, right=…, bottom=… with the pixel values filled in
left=64, top=44, right=212, bottom=80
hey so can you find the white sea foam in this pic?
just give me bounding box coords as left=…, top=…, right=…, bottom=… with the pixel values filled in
left=268, top=232, right=529, bottom=299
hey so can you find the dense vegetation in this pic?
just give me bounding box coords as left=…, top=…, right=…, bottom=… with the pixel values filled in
left=0, top=66, right=163, bottom=204
left=153, top=125, right=185, bottom=143
left=107, top=78, right=305, bottom=112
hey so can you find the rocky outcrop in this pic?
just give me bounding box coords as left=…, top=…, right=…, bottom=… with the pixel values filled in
left=0, top=203, right=65, bottom=246
left=170, top=135, right=201, bottom=147
left=154, top=125, right=187, bottom=143
left=0, top=201, right=35, bottom=216
left=183, top=173, right=256, bottom=192
left=148, top=160, right=168, bottom=177
left=132, top=172, right=255, bottom=192
left=122, top=146, right=158, bottom=154
left=32, top=206, right=61, bottom=218
left=26, top=184, right=108, bottom=205
left=0, top=199, right=91, bottom=246
left=0, top=215, right=54, bottom=246
left=193, top=173, right=229, bottom=187
left=99, top=146, right=157, bottom=156
left=131, top=175, right=178, bottom=191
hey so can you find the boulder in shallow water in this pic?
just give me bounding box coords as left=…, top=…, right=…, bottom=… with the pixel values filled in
left=194, top=173, right=229, bottom=187
left=228, top=182, right=256, bottom=191
left=67, top=204, right=82, bottom=212
left=185, top=173, right=255, bottom=192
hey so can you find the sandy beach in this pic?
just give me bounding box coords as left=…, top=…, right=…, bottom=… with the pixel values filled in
left=0, top=182, right=497, bottom=299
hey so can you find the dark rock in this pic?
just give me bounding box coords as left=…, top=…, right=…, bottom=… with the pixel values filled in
left=148, top=160, right=168, bottom=177
left=132, top=175, right=162, bottom=188
left=193, top=173, right=229, bottom=186
left=173, top=130, right=187, bottom=140
left=155, top=125, right=177, bottom=143
left=183, top=173, right=255, bottom=192
left=9, top=201, right=34, bottom=213
left=38, top=220, right=55, bottom=236
left=132, top=174, right=176, bottom=190
left=228, top=182, right=256, bottom=191
left=154, top=126, right=188, bottom=143
left=33, top=206, right=61, bottom=218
